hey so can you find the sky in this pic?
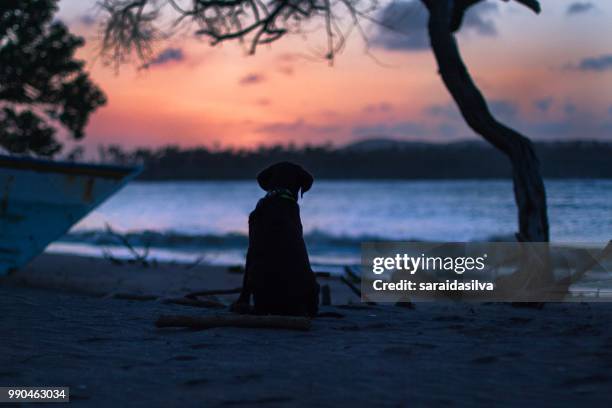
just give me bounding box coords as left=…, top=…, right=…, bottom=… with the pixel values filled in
left=57, top=0, right=612, bottom=151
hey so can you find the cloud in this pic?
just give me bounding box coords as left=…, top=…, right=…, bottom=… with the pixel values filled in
left=352, top=121, right=425, bottom=138
left=426, top=103, right=461, bottom=120
left=564, top=103, right=577, bottom=116
left=373, top=1, right=429, bottom=51
left=570, top=54, right=612, bottom=72
left=278, top=66, right=294, bottom=76
left=256, top=119, right=340, bottom=135
left=79, top=14, right=97, bottom=26
left=426, top=99, right=517, bottom=121
left=363, top=103, right=393, bottom=113
left=489, top=99, right=518, bottom=120
left=277, top=53, right=301, bottom=63
left=461, top=2, right=498, bottom=36
left=534, top=98, right=553, bottom=113
left=319, top=109, right=340, bottom=118
left=141, top=48, right=185, bottom=69
left=525, top=112, right=611, bottom=141
left=362, top=98, right=612, bottom=142
left=373, top=0, right=498, bottom=51
left=566, top=2, right=594, bottom=15
left=239, top=73, right=265, bottom=85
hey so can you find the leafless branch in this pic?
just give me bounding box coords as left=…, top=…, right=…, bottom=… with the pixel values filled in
left=103, top=223, right=153, bottom=267
left=98, top=0, right=381, bottom=65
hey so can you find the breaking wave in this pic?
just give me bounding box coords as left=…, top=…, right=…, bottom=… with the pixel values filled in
left=60, top=229, right=398, bottom=252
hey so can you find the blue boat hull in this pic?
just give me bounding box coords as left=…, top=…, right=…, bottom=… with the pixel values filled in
left=0, top=155, right=140, bottom=275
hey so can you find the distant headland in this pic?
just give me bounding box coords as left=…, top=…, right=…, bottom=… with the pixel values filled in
left=95, top=139, right=612, bottom=180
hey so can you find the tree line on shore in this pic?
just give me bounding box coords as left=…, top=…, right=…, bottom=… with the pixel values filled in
left=91, top=140, right=612, bottom=180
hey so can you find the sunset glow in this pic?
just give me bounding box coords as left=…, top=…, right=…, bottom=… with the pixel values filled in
left=58, top=0, right=612, bottom=151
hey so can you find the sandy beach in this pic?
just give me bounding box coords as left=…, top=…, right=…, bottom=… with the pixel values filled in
left=2, top=0, right=611, bottom=406
left=2, top=253, right=612, bottom=407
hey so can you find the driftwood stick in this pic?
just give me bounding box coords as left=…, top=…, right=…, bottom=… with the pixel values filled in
left=532, top=241, right=612, bottom=300
left=185, top=288, right=242, bottom=299
left=340, top=276, right=362, bottom=298
left=155, top=314, right=312, bottom=331
left=340, top=276, right=377, bottom=305
left=344, top=266, right=361, bottom=283
left=162, top=297, right=226, bottom=309
left=104, top=223, right=151, bottom=266
left=558, top=241, right=612, bottom=286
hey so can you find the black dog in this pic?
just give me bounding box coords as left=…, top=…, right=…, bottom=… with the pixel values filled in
left=231, top=162, right=319, bottom=317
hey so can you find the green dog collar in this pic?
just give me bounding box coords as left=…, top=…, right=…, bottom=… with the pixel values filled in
left=266, top=189, right=297, bottom=202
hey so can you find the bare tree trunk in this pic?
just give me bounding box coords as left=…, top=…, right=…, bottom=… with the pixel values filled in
left=423, top=0, right=549, bottom=243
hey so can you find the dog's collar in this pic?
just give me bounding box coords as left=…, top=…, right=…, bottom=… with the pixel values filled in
left=266, top=188, right=297, bottom=202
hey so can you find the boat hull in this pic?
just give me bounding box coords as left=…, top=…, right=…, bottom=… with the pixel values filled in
left=0, top=155, right=140, bottom=275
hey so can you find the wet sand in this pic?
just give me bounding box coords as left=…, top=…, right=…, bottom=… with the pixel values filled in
left=2, top=254, right=612, bottom=407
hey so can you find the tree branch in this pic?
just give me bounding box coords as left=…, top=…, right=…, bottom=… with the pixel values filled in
left=99, top=0, right=377, bottom=64
left=423, top=0, right=549, bottom=245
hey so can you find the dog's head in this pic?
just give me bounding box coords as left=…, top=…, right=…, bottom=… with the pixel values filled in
left=257, top=162, right=313, bottom=199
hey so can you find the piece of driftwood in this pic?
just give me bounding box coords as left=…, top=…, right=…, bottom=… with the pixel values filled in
left=340, top=276, right=361, bottom=297
left=103, top=223, right=154, bottom=267
left=557, top=241, right=612, bottom=287
left=512, top=240, right=612, bottom=303
left=183, top=256, right=205, bottom=270
left=344, top=266, right=361, bottom=283
left=155, top=314, right=312, bottom=331
left=340, top=276, right=377, bottom=305
left=184, top=288, right=242, bottom=299
left=162, top=297, right=226, bottom=309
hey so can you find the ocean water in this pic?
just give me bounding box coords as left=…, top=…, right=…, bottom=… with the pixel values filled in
left=50, top=180, right=612, bottom=266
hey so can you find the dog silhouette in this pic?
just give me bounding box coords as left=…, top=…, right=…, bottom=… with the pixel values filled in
left=231, top=162, right=319, bottom=317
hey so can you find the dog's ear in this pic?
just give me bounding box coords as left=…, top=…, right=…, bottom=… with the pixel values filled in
left=257, top=165, right=275, bottom=191
left=299, top=167, right=313, bottom=197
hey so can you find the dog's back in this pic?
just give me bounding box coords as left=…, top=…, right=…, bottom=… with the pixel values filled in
left=248, top=193, right=319, bottom=316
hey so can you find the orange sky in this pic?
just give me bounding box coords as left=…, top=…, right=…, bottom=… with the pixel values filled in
left=58, top=0, right=612, bottom=151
